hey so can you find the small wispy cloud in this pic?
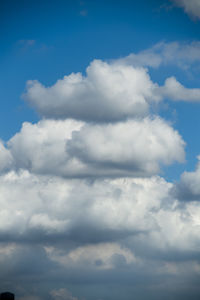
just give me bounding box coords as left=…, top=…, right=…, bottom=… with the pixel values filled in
left=17, top=39, right=36, bottom=51
left=79, top=9, right=88, bottom=16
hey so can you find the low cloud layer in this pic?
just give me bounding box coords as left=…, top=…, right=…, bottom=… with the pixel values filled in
left=0, top=172, right=198, bottom=253
left=0, top=172, right=200, bottom=299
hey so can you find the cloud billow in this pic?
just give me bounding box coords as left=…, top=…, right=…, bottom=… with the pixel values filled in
left=24, top=60, right=161, bottom=122
left=24, top=47, right=200, bottom=125
left=1, top=117, right=185, bottom=178
left=1, top=40, right=200, bottom=299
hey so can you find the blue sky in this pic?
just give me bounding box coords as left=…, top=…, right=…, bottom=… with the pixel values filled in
left=1, top=1, right=200, bottom=300
left=1, top=0, right=200, bottom=140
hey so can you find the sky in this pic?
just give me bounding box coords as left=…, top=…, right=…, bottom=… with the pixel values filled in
left=1, top=0, right=200, bottom=299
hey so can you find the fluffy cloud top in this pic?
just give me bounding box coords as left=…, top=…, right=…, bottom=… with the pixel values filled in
left=2, top=40, right=200, bottom=300
left=1, top=117, right=185, bottom=178
left=24, top=60, right=161, bottom=121
left=24, top=53, right=200, bottom=123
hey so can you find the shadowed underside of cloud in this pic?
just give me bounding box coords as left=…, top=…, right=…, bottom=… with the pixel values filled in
left=0, top=117, right=185, bottom=178
left=172, top=156, right=200, bottom=201
left=0, top=172, right=199, bottom=257
left=0, top=172, right=200, bottom=299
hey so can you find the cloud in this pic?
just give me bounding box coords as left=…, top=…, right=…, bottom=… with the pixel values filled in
left=161, top=76, right=200, bottom=101
left=45, top=242, right=136, bottom=273
left=172, top=156, right=200, bottom=201
left=0, top=171, right=200, bottom=298
left=0, top=141, right=13, bottom=172
left=1, top=117, right=185, bottom=178
left=79, top=9, right=88, bottom=16
left=172, top=0, right=200, bottom=19
left=24, top=60, right=161, bottom=122
left=50, top=288, right=78, bottom=300
left=18, top=40, right=36, bottom=46
left=66, top=117, right=185, bottom=176
left=2, top=41, right=200, bottom=299
left=116, top=41, right=200, bottom=69
left=24, top=50, right=200, bottom=123
left=0, top=171, right=199, bottom=256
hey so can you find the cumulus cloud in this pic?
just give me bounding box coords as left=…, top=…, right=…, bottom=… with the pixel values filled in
left=23, top=51, right=200, bottom=122
left=0, top=171, right=199, bottom=255
left=2, top=41, right=200, bottom=300
left=172, top=0, right=200, bottom=19
left=0, top=171, right=200, bottom=299
left=1, top=117, right=185, bottom=178
left=0, top=172, right=167, bottom=239
left=24, top=60, right=161, bottom=121
left=7, top=119, right=83, bottom=177
left=67, top=117, right=185, bottom=176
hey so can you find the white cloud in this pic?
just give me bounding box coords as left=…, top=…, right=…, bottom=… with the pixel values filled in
left=67, top=117, right=185, bottom=176
left=23, top=49, right=200, bottom=123
left=2, top=41, right=200, bottom=299
left=7, top=119, right=83, bottom=176
left=0, top=171, right=199, bottom=256
left=24, top=60, right=161, bottom=121
left=161, top=76, right=200, bottom=101
left=172, top=0, right=200, bottom=19
left=116, top=41, right=200, bottom=69
left=0, top=170, right=200, bottom=298
left=2, top=117, right=185, bottom=178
